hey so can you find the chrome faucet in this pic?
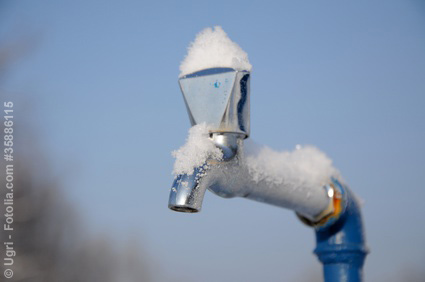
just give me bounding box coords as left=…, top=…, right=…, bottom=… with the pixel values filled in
left=168, top=67, right=332, bottom=222
left=168, top=67, right=368, bottom=281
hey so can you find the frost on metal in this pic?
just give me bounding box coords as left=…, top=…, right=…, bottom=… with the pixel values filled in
left=242, top=140, right=341, bottom=194
left=172, top=123, right=223, bottom=175
left=179, top=26, right=252, bottom=77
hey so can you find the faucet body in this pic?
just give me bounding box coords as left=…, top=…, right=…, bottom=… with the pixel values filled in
left=168, top=67, right=368, bottom=281
left=169, top=68, right=332, bottom=220
left=169, top=134, right=332, bottom=220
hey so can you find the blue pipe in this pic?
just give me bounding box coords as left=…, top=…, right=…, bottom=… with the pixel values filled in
left=314, top=179, right=368, bottom=282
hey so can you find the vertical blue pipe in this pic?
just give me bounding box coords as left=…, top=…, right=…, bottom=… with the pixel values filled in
left=314, top=179, right=368, bottom=282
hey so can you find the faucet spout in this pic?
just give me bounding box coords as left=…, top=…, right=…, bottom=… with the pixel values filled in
left=168, top=133, right=242, bottom=213
left=168, top=165, right=209, bottom=213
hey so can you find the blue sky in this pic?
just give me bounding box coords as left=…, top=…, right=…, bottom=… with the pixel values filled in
left=1, top=0, right=425, bottom=281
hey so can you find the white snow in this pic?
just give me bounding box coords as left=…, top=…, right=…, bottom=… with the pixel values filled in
left=243, top=140, right=340, bottom=191
left=172, top=123, right=223, bottom=175
left=171, top=126, right=342, bottom=216
left=179, top=26, right=252, bottom=77
left=175, top=27, right=338, bottom=194
left=172, top=125, right=339, bottom=191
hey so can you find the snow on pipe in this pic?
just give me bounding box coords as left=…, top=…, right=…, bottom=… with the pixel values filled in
left=168, top=26, right=368, bottom=281
left=170, top=122, right=337, bottom=220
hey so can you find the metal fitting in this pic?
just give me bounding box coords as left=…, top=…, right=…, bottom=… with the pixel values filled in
left=297, top=181, right=347, bottom=229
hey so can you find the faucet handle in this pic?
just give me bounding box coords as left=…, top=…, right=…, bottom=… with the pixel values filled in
left=179, top=68, right=250, bottom=138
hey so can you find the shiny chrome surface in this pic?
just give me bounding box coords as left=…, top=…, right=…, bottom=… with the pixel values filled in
left=168, top=133, right=243, bottom=213
left=210, top=133, right=242, bottom=161
left=179, top=68, right=250, bottom=138
left=168, top=165, right=209, bottom=213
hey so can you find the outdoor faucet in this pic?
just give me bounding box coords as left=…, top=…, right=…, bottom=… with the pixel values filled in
left=168, top=67, right=368, bottom=281
left=168, top=67, right=331, bottom=221
left=168, top=67, right=249, bottom=213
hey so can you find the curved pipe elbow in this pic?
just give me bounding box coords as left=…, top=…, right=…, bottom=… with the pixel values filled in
left=313, top=179, right=369, bottom=282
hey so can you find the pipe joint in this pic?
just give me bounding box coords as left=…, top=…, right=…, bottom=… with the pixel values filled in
left=313, top=179, right=369, bottom=281
left=297, top=180, right=347, bottom=229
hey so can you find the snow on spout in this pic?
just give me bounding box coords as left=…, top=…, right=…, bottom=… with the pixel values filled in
left=179, top=26, right=252, bottom=77
left=172, top=124, right=223, bottom=175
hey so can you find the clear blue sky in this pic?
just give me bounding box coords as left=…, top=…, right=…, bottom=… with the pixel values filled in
left=1, top=0, right=425, bottom=281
